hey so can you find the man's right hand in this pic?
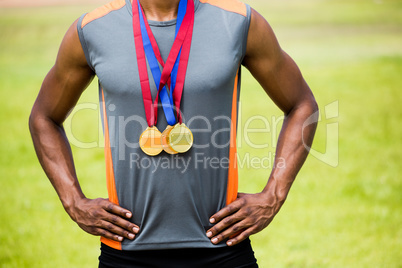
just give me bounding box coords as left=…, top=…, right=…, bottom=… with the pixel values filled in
left=68, top=198, right=140, bottom=242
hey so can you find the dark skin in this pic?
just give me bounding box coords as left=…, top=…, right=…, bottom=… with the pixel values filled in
left=29, top=0, right=318, bottom=246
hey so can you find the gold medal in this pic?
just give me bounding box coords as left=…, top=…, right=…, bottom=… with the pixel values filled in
left=167, top=123, right=193, bottom=153
left=161, top=125, right=178, bottom=155
left=139, top=126, right=163, bottom=156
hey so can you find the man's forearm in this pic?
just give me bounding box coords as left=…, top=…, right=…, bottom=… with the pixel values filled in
left=262, top=98, right=318, bottom=205
left=29, top=113, right=85, bottom=211
left=29, top=112, right=140, bottom=240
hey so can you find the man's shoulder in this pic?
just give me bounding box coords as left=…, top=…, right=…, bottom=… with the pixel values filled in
left=198, top=0, right=248, bottom=18
left=80, top=0, right=127, bottom=29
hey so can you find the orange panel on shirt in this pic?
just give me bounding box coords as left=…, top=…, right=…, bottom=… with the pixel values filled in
left=81, top=0, right=126, bottom=28
left=226, top=69, right=239, bottom=205
left=199, top=0, right=247, bottom=17
left=100, top=89, right=122, bottom=250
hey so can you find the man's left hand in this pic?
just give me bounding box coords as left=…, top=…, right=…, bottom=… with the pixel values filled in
left=206, top=192, right=282, bottom=246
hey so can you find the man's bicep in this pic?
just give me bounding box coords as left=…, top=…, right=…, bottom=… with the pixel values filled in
left=242, top=9, right=313, bottom=114
left=33, top=19, right=95, bottom=125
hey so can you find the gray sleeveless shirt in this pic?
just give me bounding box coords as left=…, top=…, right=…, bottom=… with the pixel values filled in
left=77, top=0, right=251, bottom=250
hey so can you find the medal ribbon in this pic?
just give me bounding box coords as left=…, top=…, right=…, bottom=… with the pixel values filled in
left=133, top=0, right=194, bottom=126
left=137, top=0, right=186, bottom=125
left=173, top=3, right=194, bottom=124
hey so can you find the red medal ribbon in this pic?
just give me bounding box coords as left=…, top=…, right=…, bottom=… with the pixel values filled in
left=174, top=9, right=194, bottom=123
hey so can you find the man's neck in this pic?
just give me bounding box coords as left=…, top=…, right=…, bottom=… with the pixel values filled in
left=136, top=0, right=181, bottom=21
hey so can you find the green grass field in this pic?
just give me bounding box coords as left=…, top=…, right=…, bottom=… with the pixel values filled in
left=1, top=0, right=401, bottom=267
